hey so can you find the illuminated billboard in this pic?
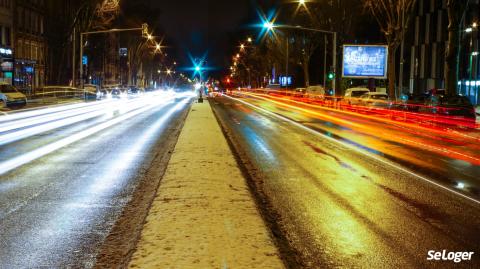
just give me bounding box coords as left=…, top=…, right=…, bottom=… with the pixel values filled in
left=342, top=45, right=388, bottom=79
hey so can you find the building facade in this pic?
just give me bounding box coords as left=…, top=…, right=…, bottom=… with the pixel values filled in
left=458, top=0, right=479, bottom=105
left=13, top=0, right=46, bottom=94
left=408, top=0, right=479, bottom=105
left=0, top=0, right=14, bottom=85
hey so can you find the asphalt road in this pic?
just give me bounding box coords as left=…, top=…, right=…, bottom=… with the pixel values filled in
left=0, top=92, right=192, bottom=268
left=211, top=94, right=480, bottom=268
left=232, top=91, right=480, bottom=199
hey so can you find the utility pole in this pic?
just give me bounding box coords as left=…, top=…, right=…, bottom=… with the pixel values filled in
left=399, top=0, right=405, bottom=99
left=286, top=35, right=289, bottom=88
left=72, top=28, right=76, bottom=87
left=79, top=33, right=84, bottom=92
left=332, top=32, right=337, bottom=96
left=78, top=24, right=149, bottom=95
left=323, top=35, right=328, bottom=87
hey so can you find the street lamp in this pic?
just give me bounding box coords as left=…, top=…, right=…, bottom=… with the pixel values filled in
left=78, top=24, right=151, bottom=94
left=263, top=21, right=274, bottom=31
left=261, top=22, right=337, bottom=94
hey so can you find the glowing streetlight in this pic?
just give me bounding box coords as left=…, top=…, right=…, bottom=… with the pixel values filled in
left=240, top=44, right=245, bottom=50
left=166, top=69, right=172, bottom=75
left=195, top=66, right=201, bottom=72
left=263, top=21, right=274, bottom=31
left=298, top=0, right=306, bottom=4
left=147, top=34, right=153, bottom=40
left=247, top=37, right=253, bottom=43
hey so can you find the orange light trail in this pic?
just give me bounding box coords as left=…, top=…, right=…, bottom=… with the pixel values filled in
left=230, top=90, right=480, bottom=165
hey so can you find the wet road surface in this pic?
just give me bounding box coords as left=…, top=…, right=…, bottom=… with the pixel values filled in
left=0, top=93, right=192, bottom=268
left=211, top=94, right=480, bottom=268
left=231, top=91, right=480, bottom=200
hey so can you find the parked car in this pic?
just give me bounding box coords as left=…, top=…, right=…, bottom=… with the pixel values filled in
left=421, top=95, right=476, bottom=120
left=343, top=87, right=370, bottom=106
left=358, top=92, right=391, bottom=110
left=0, top=83, right=27, bottom=108
left=110, top=87, right=123, bottom=99
left=101, top=85, right=126, bottom=99
left=84, top=84, right=100, bottom=100
left=126, top=85, right=144, bottom=96
left=393, top=93, right=430, bottom=111
left=304, top=85, right=325, bottom=100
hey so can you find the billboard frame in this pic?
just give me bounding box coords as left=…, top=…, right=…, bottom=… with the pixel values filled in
left=342, top=44, right=389, bottom=79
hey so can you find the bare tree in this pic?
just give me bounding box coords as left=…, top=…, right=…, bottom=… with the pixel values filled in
left=288, top=0, right=361, bottom=90
left=363, top=0, right=417, bottom=98
left=444, top=0, right=469, bottom=95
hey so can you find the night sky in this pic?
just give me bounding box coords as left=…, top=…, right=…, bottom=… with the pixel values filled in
left=144, top=0, right=276, bottom=75
left=120, top=1, right=380, bottom=79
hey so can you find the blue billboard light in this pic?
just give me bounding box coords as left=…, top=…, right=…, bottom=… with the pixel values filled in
left=342, top=45, right=388, bottom=79
left=279, top=76, right=292, bottom=87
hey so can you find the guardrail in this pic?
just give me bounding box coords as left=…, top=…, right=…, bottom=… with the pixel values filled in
left=30, top=87, right=96, bottom=103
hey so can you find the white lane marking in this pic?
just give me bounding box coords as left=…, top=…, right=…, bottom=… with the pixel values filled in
left=224, top=95, right=480, bottom=205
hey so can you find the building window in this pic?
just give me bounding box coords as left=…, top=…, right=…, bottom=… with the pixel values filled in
left=5, top=27, right=10, bottom=46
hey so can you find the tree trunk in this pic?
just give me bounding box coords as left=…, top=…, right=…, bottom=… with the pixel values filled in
left=444, top=27, right=459, bottom=95
left=303, top=56, right=310, bottom=87
left=444, top=0, right=461, bottom=95
left=387, top=44, right=397, bottom=99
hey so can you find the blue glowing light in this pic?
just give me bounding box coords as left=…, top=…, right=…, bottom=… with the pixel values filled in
left=250, top=8, right=279, bottom=42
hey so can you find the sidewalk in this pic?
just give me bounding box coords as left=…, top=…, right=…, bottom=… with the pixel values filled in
left=128, top=100, right=285, bottom=269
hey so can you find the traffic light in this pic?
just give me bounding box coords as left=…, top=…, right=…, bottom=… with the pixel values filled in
left=327, top=71, right=335, bottom=81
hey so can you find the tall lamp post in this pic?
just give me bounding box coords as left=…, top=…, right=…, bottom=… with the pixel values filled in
left=77, top=24, right=150, bottom=98
left=263, top=23, right=337, bottom=95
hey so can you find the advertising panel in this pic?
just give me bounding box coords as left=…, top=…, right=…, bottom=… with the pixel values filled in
left=342, top=45, right=388, bottom=79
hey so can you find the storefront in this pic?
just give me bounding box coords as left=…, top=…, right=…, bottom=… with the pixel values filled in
left=14, top=59, right=36, bottom=96
left=0, top=46, right=13, bottom=85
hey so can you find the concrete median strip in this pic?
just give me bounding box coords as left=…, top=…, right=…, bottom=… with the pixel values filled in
left=128, top=100, right=285, bottom=268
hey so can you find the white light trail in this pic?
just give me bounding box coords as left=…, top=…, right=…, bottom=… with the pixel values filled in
left=0, top=102, right=102, bottom=123
left=0, top=101, right=118, bottom=133
left=0, top=92, right=192, bottom=176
